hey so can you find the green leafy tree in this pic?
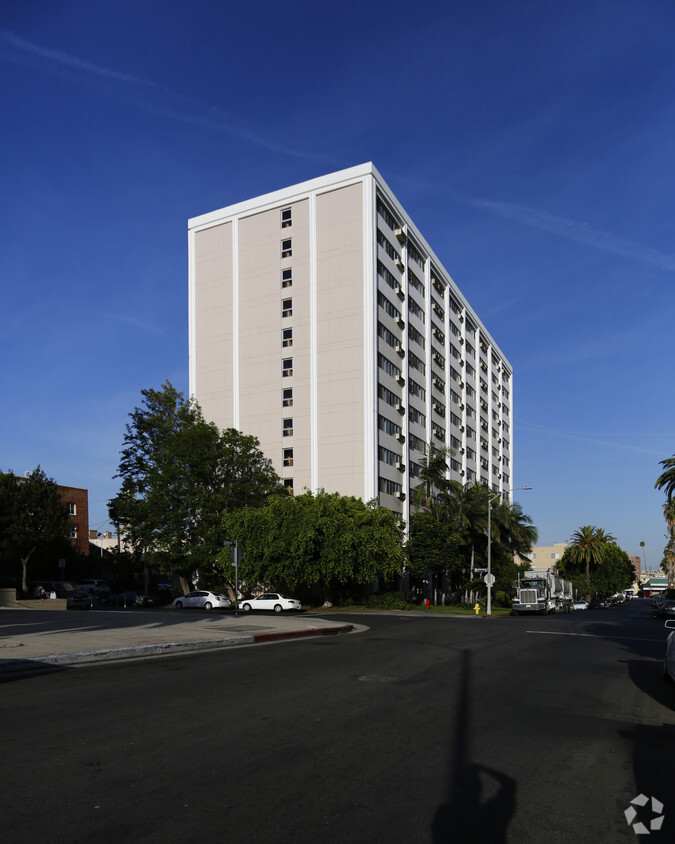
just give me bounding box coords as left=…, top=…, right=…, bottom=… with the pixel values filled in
left=109, top=382, right=283, bottom=588
left=405, top=512, right=463, bottom=584
left=221, top=490, right=404, bottom=601
left=655, top=455, right=675, bottom=501
left=0, top=467, right=71, bottom=593
left=559, top=540, right=633, bottom=596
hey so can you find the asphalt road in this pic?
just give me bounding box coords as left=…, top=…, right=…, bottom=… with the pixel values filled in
left=1, top=600, right=673, bottom=843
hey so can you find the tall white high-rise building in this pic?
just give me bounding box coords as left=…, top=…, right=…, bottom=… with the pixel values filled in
left=188, top=163, right=513, bottom=522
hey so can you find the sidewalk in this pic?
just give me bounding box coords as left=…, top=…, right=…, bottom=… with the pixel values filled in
left=0, top=607, right=356, bottom=676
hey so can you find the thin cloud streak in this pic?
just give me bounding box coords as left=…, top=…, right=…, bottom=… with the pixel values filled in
left=466, top=196, right=675, bottom=272
left=0, top=30, right=330, bottom=163
left=515, top=417, right=666, bottom=457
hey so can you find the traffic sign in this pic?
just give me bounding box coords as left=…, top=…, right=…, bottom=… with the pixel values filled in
left=484, top=573, right=495, bottom=586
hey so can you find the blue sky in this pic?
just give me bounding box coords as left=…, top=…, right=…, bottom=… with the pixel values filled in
left=1, top=0, right=673, bottom=568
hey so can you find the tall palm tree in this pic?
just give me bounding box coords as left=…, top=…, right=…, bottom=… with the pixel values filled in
left=595, top=528, right=616, bottom=545
left=655, top=455, right=675, bottom=501
left=412, top=443, right=454, bottom=517
left=663, top=500, right=675, bottom=586
left=494, top=500, right=539, bottom=560
left=568, top=525, right=605, bottom=588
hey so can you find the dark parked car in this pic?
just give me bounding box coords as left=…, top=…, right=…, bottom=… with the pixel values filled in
left=28, top=581, right=92, bottom=610
left=588, top=598, right=606, bottom=610
left=658, top=600, right=675, bottom=619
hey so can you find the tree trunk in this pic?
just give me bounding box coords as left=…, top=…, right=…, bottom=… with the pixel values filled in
left=20, top=547, right=35, bottom=595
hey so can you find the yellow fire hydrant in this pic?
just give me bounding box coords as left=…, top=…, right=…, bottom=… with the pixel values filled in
left=474, top=602, right=481, bottom=615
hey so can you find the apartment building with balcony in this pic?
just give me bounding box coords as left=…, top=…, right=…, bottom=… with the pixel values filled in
left=188, top=163, right=513, bottom=524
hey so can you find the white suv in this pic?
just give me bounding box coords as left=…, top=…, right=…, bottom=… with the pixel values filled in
left=78, top=579, right=111, bottom=596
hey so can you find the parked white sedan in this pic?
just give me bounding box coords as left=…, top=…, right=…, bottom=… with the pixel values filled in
left=173, top=590, right=231, bottom=610
left=572, top=600, right=588, bottom=611
left=240, top=593, right=302, bottom=613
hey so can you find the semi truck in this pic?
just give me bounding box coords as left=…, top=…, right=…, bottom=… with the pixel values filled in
left=512, top=569, right=573, bottom=615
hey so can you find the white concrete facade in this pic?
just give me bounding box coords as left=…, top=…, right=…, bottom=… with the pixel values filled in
left=188, top=163, right=514, bottom=522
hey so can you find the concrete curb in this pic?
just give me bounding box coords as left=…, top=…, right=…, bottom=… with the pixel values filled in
left=0, top=623, right=355, bottom=676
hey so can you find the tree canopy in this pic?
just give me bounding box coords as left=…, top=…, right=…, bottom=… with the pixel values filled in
left=221, top=490, right=404, bottom=600
left=0, top=467, right=71, bottom=592
left=655, top=454, right=675, bottom=501
left=558, top=533, right=633, bottom=597
left=109, top=382, right=284, bottom=580
left=408, top=452, right=538, bottom=602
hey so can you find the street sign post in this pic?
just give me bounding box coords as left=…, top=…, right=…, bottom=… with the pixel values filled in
left=224, top=540, right=240, bottom=615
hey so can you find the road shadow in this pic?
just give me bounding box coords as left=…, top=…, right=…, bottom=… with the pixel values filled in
left=431, top=650, right=516, bottom=843
left=0, top=659, right=68, bottom=683
left=576, top=609, right=673, bottom=710
left=619, top=722, right=675, bottom=839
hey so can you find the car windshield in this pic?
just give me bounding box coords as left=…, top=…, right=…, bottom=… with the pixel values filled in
left=61, top=583, right=81, bottom=592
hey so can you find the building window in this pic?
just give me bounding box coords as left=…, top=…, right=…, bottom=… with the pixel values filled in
left=281, top=238, right=292, bottom=258
left=281, top=208, right=292, bottom=228
left=282, top=358, right=293, bottom=377
left=378, top=290, right=400, bottom=320
left=69, top=525, right=78, bottom=539
left=378, top=476, right=402, bottom=497
left=282, top=268, right=293, bottom=288
left=378, top=414, right=401, bottom=437
left=408, top=378, right=425, bottom=400
left=378, top=445, right=399, bottom=467
left=283, top=448, right=294, bottom=467
left=378, top=353, right=401, bottom=379
left=409, top=351, right=425, bottom=375
left=282, top=388, right=293, bottom=408
left=284, top=478, right=294, bottom=494
left=67, top=502, right=76, bottom=515
left=282, top=298, right=292, bottom=317
left=283, top=417, right=293, bottom=436
left=282, top=328, right=293, bottom=348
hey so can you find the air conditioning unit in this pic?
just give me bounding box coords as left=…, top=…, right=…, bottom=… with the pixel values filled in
left=395, top=432, right=405, bottom=443
left=395, top=284, right=405, bottom=300
left=395, top=344, right=405, bottom=358
left=394, top=490, right=406, bottom=501
left=498, top=437, right=502, bottom=443
left=396, top=373, right=405, bottom=386
left=460, top=425, right=465, bottom=432
left=460, top=470, right=465, bottom=476
left=459, top=315, right=464, bottom=323
left=395, top=257, right=404, bottom=270
left=460, top=381, right=465, bottom=388
left=460, top=403, right=465, bottom=410
left=395, top=461, right=404, bottom=472
left=394, top=227, right=406, bottom=243
left=460, top=448, right=465, bottom=455
left=459, top=338, right=464, bottom=344
left=396, top=402, right=405, bottom=414
left=397, top=316, right=405, bottom=329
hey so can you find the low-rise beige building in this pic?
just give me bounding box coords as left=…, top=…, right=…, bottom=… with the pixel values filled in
left=517, top=542, right=569, bottom=569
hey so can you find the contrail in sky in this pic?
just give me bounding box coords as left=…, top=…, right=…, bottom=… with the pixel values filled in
left=0, top=29, right=329, bottom=162
left=466, top=196, right=675, bottom=272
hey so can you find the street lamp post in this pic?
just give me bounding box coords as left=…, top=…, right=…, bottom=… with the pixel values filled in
left=486, top=485, right=532, bottom=615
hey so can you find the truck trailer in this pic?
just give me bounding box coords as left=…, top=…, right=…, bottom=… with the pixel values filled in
left=512, top=569, right=573, bottom=615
